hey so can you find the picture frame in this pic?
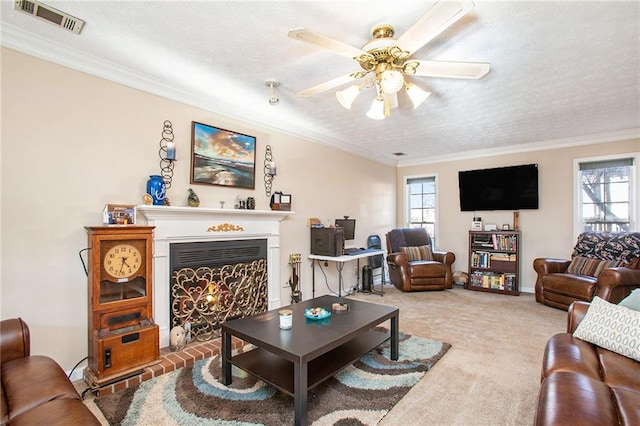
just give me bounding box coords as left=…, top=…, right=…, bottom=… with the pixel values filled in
left=280, top=194, right=291, bottom=204
left=103, top=204, right=136, bottom=225
left=190, top=121, right=256, bottom=189
left=271, top=193, right=292, bottom=211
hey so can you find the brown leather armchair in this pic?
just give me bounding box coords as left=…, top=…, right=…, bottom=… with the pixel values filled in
left=385, top=228, right=456, bottom=292
left=534, top=232, right=640, bottom=310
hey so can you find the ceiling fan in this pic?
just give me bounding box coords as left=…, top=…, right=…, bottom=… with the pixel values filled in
left=288, top=1, right=490, bottom=119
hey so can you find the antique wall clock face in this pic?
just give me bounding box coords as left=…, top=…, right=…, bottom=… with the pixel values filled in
left=103, top=243, right=142, bottom=280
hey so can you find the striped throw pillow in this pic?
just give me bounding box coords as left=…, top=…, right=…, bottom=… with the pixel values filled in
left=400, top=245, right=433, bottom=261
left=566, top=256, right=624, bottom=277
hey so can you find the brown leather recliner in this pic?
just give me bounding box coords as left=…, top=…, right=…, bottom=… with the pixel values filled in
left=385, top=228, right=456, bottom=292
left=534, top=232, right=640, bottom=310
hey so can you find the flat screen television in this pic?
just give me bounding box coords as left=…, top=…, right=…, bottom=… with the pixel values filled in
left=458, top=164, right=539, bottom=211
left=335, top=218, right=356, bottom=240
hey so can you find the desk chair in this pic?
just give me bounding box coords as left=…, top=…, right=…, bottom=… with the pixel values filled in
left=367, top=235, right=386, bottom=295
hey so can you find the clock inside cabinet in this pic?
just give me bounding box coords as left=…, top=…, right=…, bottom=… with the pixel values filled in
left=84, top=226, right=160, bottom=386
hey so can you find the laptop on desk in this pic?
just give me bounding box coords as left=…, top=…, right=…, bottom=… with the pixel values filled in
left=343, top=247, right=363, bottom=255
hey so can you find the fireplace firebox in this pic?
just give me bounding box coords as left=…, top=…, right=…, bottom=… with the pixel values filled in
left=169, top=239, right=268, bottom=341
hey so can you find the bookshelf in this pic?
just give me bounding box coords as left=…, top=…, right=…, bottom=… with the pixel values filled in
left=467, top=230, right=520, bottom=296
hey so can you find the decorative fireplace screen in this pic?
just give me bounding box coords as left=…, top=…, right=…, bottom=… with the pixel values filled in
left=169, top=239, right=268, bottom=341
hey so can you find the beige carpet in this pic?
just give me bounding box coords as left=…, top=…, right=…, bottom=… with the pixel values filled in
left=349, top=284, right=565, bottom=425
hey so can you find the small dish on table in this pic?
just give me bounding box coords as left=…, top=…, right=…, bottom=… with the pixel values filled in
left=304, top=307, right=331, bottom=320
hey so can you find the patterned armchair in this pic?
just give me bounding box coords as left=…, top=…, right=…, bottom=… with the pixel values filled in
left=385, top=228, right=456, bottom=292
left=534, top=232, right=640, bottom=310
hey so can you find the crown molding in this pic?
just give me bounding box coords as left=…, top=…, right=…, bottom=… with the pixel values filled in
left=396, top=128, right=640, bottom=167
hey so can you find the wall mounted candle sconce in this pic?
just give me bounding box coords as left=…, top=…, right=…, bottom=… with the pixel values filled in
left=264, top=144, right=276, bottom=197
left=159, top=120, right=176, bottom=190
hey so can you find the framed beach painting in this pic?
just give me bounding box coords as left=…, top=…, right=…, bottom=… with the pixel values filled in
left=190, top=121, right=256, bottom=189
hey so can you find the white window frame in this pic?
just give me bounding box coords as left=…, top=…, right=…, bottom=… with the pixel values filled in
left=573, top=152, right=639, bottom=236
left=404, top=173, right=440, bottom=248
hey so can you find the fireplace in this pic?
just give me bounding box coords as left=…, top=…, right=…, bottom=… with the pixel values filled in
left=169, top=239, right=268, bottom=341
left=136, top=205, right=291, bottom=348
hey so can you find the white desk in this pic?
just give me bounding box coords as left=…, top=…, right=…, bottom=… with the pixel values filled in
left=309, top=249, right=386, bottom=297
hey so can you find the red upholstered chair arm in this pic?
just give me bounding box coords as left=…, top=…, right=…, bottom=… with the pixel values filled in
left=433, top=250, right=456, bottom=266
left=0, top=318, right=30, bottom=364
left=595, top=267, right=640, bottom=303
left=567, top=301, right=590, bottom=333
left=533, top=258, right=571, bottom=274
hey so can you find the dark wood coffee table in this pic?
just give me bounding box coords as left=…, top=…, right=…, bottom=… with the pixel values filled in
left=221, top=295, right=399, bottom=426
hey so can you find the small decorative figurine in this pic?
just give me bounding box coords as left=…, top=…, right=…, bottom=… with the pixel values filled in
left=169, top=325, right=186, bottom=352
left=187, top=188, right=200, bottom=207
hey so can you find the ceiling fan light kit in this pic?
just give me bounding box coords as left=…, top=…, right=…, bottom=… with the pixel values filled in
left=336, top=84, right=362, bottom=109
left=288, top=0, right=490, bottom=120
left=366, top=97, right=386, bottom=120
left=380, top=69, right=404, bottom=94
left=405, top=83, right=431, bottom=109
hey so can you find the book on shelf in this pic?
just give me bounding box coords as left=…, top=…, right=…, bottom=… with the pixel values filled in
left=469, top=271, right=516, bottom=292
left=490, top=253, right=516, bottom=261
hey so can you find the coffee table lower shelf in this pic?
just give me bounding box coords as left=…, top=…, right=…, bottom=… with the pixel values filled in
left=229, top=329, right=389, bottom=396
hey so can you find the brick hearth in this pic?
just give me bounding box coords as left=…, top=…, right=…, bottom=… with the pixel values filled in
left=85, top=336, right=244, bottom=397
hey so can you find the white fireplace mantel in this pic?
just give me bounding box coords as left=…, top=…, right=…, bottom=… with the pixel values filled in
left=137, top=205, right=291, bottom=222
left=137, top=205, right=293, bottom=347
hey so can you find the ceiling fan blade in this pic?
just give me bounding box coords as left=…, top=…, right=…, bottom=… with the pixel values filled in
left=413, top=60, right=490, bottom=79
left=396, top=1, right=474, bottom=56
left=288, top=28, right=367, bottom=59
left=297, top=73, right=358, bottom=97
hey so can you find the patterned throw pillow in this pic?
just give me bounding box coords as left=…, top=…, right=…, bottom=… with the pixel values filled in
left=400, top=245, right=433, bottom=261
left=566, top=256, right=624, bottom=277
left=573, top=296, right=640, bottom=362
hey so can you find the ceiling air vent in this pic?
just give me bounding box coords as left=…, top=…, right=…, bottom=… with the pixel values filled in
left=14, top=0, right=85, bottom=34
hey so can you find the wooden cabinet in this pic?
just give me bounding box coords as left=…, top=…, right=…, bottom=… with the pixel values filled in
left=467, top=230, right=520, bottom=296
left=84, top=226, right=160, bottom=386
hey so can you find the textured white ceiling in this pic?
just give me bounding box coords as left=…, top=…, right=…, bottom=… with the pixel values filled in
left=2, top=1, right=639, bottom=165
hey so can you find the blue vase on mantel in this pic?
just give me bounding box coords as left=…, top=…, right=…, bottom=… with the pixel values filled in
left=147, top=175, right=166, bottom=205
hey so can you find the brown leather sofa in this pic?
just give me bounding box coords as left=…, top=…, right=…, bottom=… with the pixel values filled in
left=534, top=232, right=640, bottom=310
left=1, top=318, right=100, bottom=426
left=385, top=228, right=456, bottom=291
left=534, top=301, right=640, bottom=426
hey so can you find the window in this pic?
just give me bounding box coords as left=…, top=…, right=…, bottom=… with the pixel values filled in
left=576, top=155, right=637, bottom=232
left=406, top=176, right=437, bottom=244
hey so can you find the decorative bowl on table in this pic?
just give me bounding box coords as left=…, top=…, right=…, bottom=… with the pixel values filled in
left=304, top=307, right=331, bottom=320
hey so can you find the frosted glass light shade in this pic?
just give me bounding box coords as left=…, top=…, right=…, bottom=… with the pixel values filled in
left=366, top=98, right=386, bottom=120
left=405, top=83, right=431, bottom=109
left=380, top=69, right=404, bottom=94
left=336, top=85, right=361, bottom=109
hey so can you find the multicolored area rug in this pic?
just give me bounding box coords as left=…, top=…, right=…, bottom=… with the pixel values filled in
left=92, top=332, right=450, bottom=426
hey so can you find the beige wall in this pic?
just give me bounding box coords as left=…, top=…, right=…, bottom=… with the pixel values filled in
left=397, top=139, right=640, bottom=293
left=0, top=48, right=396, bottom=374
